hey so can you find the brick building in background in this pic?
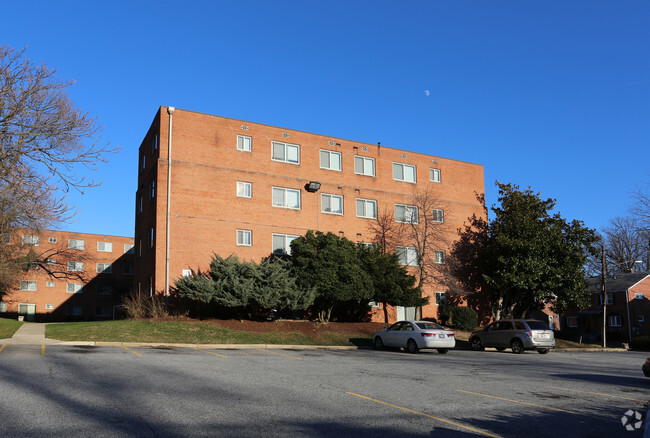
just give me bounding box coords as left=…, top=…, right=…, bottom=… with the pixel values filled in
left=1, top=230, right=134, bottom=321
left=135, top=107, right=485, bottom=322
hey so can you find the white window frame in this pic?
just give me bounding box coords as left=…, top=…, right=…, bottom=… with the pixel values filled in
left=599, top=294, right=614, bottom=305
left=46, top=281, right=55, bottom=288
left=608, top=315, right=622, bottom=327
left=432, top=208, right=444, bottom=223
left=48, top=237, right=58, bottom=244
left=124, top=244, right=135, bottom=254
left=68, top=239, right=85, bottom=250
left=182, top=269, right=192, bottom=277
left=272, top=187, right=301, bottom=210
left=67, top=283, right=83, bottom=294
left=321, top=193, right=343, bottom=215
left=45, top=304, right=54, bottom=310
left=395, top=204, right=419, bottom=224
left=97, top=242, right=113, bottom=252
left=354, top=156, right=375, bottom=177
left=271, top=141, right=300, bottom=164
left=0, top=302, right=5, bottom=312
left=396, top=246, right=418, bottom=267
left=434, top=250, right=446, bottom=265
left=22, top=235, right=39, bottom=246
left=430, top=168, right=441, bottom=183
left=320, top=150, right=342, bottom=171
left=20, top=281, right=37, bottom=291
left=393, top=162, right=416, bottom=183
left=356, top=198, right=377, bottom=219
left=67, top=261, right=84, bottom=272
left=272, top=233, right=299, bottom=255
left=237, top=135, right=252, bottom=152
left=237, top=181, right=252, bottom=198
left=96, top=263, right=113, bottom=274
left=237, top=229, right=252, bottom=246
left=435, top=292, right=447, bottom=305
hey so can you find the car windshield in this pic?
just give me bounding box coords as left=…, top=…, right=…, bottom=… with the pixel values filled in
left=526, top=321, right=551, bottom=330
left=416, top=322, right=444, bottom=330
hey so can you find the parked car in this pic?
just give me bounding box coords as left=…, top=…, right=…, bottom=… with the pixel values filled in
left=373, top=320, right=456, bottom=354
left=469, top=319, right=555, bottom=354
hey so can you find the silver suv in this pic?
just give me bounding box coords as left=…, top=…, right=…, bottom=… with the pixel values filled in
left=469, top=319, right=555, bottom=354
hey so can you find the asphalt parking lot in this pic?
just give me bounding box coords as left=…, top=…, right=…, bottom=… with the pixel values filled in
left=0, top=345, right=647, bottom=437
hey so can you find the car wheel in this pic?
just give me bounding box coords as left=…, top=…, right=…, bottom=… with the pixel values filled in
left=511, top=339, right=524, bottom=354
left=537, top=348, right=550, bottom=354
left=374, top=337, right=384, bottom=350
left=495, top=347, right=506, bottom=352
left=437, top=348, right=449, bottom=354
left=470, top=336, right=484, bottom=351
left=407, top=339, right=419, bottom=354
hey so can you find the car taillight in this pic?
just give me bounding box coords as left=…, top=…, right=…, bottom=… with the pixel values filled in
left=447, top=333, right=455, bottom=338
left=421, top=333, right=434, bottom=337
left=525, top=331, right=532, bottom=338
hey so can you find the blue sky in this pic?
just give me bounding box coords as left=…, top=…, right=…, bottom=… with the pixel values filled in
left=3, top=1, right=649, bottom=237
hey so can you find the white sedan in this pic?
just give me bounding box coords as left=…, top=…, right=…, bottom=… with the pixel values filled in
left=373, top=320, right=456, bottom=354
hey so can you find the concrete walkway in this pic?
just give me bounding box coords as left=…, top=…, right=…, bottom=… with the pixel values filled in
left=0, top=323, right=63, bottom=345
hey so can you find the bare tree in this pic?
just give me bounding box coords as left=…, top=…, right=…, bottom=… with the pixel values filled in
left=0, top=45, right=116, bottom=294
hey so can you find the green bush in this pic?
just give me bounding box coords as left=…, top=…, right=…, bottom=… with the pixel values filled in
left=437, top=304, right=452, bottom=325
left=629, top=336, right=650, bottom=351
left=450, top=306, right=478, bottom=331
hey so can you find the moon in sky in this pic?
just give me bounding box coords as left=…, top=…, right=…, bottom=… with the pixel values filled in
left=424, top=90, right=430, bottom=96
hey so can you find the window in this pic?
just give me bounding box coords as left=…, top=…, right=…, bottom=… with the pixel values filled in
left=272, top=234, right=299, bottom=255
left=237, top=230, right=252, bottom=246
left=124, top=243, right=135, bottom=254
left=67, top=261, right=84, bottom=272
left=96, top=306, right=111, bottom=317
left=123, top=264, right=134, bottom=275
left=96, top=284, right=112, bottom=295
left=638, top=315, right=645, bottom=324
left=150, top=179, right=155, bottom=200
left=432, top=209, right=444, bottom=223
left=237, top=135, right=252, bottom=152
left=566, top=316, right=579, bottom=328
left=434, top=250, right=446, bottom=264
left=20, top=281, right=37, bottom=291
left=182, top=269, right=192, bottom=277
left=65, top=305, right=82, bottom=316
left=354, top=156, right=375, bottom=177
left=136, top=238, right=142, bottom=257
left=320, top=150, right=341, bottom=171
left=22, top=235, right=39, bottom=246
left=430, top=168, right=441, bottom=183
left=237, top=181, right=252, bottom=198
left=599, top=294, right=615, bottom=305
left=46, top=259, right=56, bottom=265
left=96, top=263, right=113, bottom=274
left=152, top=132, right=158, bottom=153
left=272, top=187, right=301, bottom=209
left=69, top=239, right=85, bottom=250
left=148, top=227, right=154, bottom=248
left=67, top=283, right=82, bottom=294
left=48, top=237, right=58, bottom=244
left=608, top=315, right=622, bottom=327
left=356, top=199, right=377, bottom=219
left=97, top=242, right=113, bottom=252
left=321, top=194, right=343, bottom=215
left=635, top=293, right=645, bottom=300
left=393, top=162, right=416, bottom=183
left=140, top=154, right=146, bottom=173
left=272, top=141, right=300, bottom=164
left=0, top=302, right=5, bottom=312
left=395, top=204, right=418, bottom=224
left=396, top=246, right=418, bottom=266
left=435, top=292, right=447, bottom=305
left=137, top=195, right=143, bottom=214
left=45, top=304, right=54, bottom=310
left=46, top=281, right=55, bottom=288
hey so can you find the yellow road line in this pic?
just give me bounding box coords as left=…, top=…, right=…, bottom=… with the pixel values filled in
left=121, top=346, right=142, bottom=357
left=457, top=390, right=579, bottom=415
left=194, top=347, right=228, bottom=358
left=41, top=345, right=45, bottom=355
left=547, top=386, right=648, bottom=403
left=255, top=348, right=302, bottom=360
left=0, top=344, right=5, bottom=352
left=347, top=392, right=501, bottom=438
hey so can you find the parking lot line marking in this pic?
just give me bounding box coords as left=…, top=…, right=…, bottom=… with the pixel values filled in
left=41, top=345, right=45, bottom=355
left=457, top=390, right=579, bottom=415
left=0, top=344, right=5, bottom=352
left=346, top=392, right=501, bottom=438
left=546, top=386, right=647, bottom=403
left=194, top=347, right=228, bottom=358
left=121, top=346, right=142, bottom=357
left=255, top=348, right=302, bottom=360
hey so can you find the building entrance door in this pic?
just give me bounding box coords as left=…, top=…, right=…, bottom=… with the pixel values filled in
left=18, top=303, right=36, bottom=322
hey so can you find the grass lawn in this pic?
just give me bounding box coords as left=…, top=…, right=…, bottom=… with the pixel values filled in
left=0, top=318, right=23, bottom=339
left=45, top=320, right=372, bottom=346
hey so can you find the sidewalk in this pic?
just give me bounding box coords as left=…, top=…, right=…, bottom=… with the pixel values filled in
left=0, top=323, right=64, bottom=345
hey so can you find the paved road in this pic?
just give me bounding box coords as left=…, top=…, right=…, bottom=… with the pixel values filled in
left=0, top=344, right=647, bottom=437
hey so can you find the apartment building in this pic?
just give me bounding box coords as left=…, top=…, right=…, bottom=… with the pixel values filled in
left=135, top=107, right=485, bottom=322
left=1, top=230, right=135, bottom=321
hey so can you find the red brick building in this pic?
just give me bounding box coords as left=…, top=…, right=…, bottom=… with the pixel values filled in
left=1, top=230, right=134, bottom=321
left=135, top=107, right=485, bottom=322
